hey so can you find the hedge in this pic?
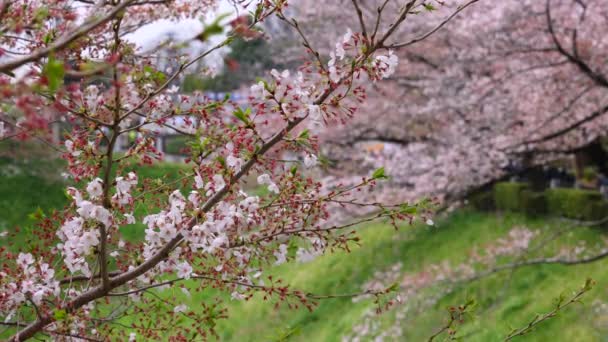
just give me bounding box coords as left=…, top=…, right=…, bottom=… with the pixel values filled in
left=469, top=191, right=495, bottom=211
left=164, top=135, right=190, bottom=156
left=494, top=182, right=529, bottom=212
left=520, top=190, right=547, bottom=217
left=487, top=182, right=608, bottom=221
left=545, top=188, right=608, bottom=220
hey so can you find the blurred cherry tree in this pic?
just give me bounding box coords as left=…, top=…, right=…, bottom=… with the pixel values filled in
left=291, top=0, right=608, bottom=203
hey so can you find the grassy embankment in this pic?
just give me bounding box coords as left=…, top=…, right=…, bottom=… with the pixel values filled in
left=2, top=159, right=607, bottom=341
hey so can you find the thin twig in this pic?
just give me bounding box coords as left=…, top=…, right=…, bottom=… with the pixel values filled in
left=388, top=0, right=481, bottom=48
left=0, top=0, right=136, bottom=73
left=504, top=278, right=594, bottom=341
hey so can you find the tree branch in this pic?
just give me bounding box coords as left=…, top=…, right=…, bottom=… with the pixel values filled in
left=351, top=0, right=369, bottom=43
left=0, top=0, right=136, bottom=73
left=545, top=0, right=608, bottom=88
left=388, top=0, right=481, bottom=48
left=504, top=278, right=594, bottom=341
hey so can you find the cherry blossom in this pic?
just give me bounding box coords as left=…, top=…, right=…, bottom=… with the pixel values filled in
left=86, top=178, right=104, bottom=199
left=0, top=0, right=487, bottom=340
left=273, top=244, right=288, bottom=265
left=304, top=154, right=318, bottom=168
left=257, top=173, right=280, bottom=194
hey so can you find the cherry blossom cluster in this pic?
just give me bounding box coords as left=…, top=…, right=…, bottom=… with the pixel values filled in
left=0, top=0, right=485, bottom=340
left=0, top=253, right=59, bottom=317
left=327, top=28, right=399, bottom=83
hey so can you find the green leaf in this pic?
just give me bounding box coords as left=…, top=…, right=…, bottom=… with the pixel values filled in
left=34, top=7, right=49, bottom=22
left=43, top=57, right=64, bottom=93
left=233, top=107, right=251, bottom=125
left=386, top=282, right=400, bottom=292
left=197, top=12, right=231, bottom=42
left=371, top=167, right=388, bottom=180
left=287, top=240, right=298, bottom=259
left=154, top=70, right=166, bottom=84
left=255, top=78, right=270, bottom=90
left=28, top=207, right=45, bottom=221
left=187, top=135, right=210, bottom=159
left=423, top=3, right=437, bottom=11
left=53, top=309, right=67, bottom=320
left=316, top=154, right=331, bottom=169
left=216, top=155, right=226, bottom=168
left=43, top=32, right=53, bottom=45
left=295, top=129, right=311, bottom=148
left=271, top=325, right=302, bottom=342
left=583, top=277, right=595, bottom=290
left=253, top=3, right=264, bottom=20
left=143, top=65, right=155, bottom=74
left=400, top=204, right=417, bottom=215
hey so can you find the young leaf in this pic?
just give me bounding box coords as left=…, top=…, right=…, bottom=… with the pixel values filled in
left=197, top=12, right=231, bottom=42
left=372, top=167, right=388, bottom=180
left=53, top=309, right=67, bottom=320
left=298, top=129, right=309, bottom=140
left=43, top=57, right=64, bottom=92
left=233, top=107, right=251, bottom=125
left=423, top=3, right=437, bottom=11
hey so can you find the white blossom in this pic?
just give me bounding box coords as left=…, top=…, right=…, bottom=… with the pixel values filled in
left=77, top=201, right=112, bottom=227
left=188, top=191, right=201, bottom=207
left=17, top=253, right=34, bottom=269
left=86, top=178, right=104, bottom=199
left=64, top=139, right=81, bottom=156
left=308, top=104, right=322, bottom=121
left=304, top=154, right=318, bottom=168
left=271, top=69, right=290, bottom=80
left=328, top=52, right=341, bottom=83
left=173, top=304, right=189, bottom=313
left=375, top=50, right=399, bottom=79
left=194, top=172, right=205, bottom=190
left=226, top=155, right=244, bottom=172
left=125, top=213, right=136, bottom=225
left=335, top=28, right=352, bottom=60
left=257, top=174, right=280, bottom=194
left=205, top=174, right=226, bottom=196
left=176, top=261, right=193, bottom=279
left=296, top=248, right=318, bottom=263
left=116, top=173, right=137, bottom=195
left=250, top=81, right=266, bottom=99
left=239, top=195, right=260, bottom=213
left=274, top=244, right=288, bottom=265
left=231, top=291, right=246, bottom=301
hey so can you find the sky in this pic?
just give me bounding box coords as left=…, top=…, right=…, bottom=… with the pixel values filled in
left=125, top=1, right=243, bottom=50
left=3, top=1, right=244, bottom=79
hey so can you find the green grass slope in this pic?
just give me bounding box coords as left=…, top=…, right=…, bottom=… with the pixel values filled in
left=2, top=160, right=608, bottom=341
left=212, top=212, right=608, bottom=341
